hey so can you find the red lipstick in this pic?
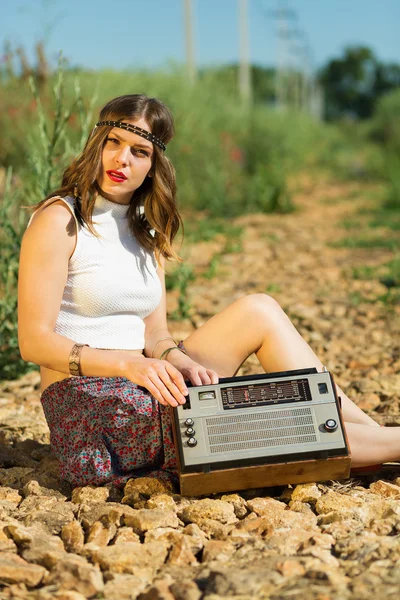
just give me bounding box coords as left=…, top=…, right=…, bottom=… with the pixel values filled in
left=106, top=170, right=127, bottom=182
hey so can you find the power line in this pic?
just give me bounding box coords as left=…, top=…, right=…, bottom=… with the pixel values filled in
left=257, top=0, right=321, bottom=117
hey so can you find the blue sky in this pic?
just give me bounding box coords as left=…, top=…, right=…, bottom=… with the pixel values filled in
left=2, top=0, right=400, bottom=73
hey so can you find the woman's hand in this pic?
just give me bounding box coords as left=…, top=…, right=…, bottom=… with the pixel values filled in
left=122, top=355, right=189, bottom=407
left=165, top=349, right=219, bottom=387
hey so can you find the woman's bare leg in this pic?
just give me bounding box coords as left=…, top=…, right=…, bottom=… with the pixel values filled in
left=182, top=294, right=400, bottom=466
left=345, top=423, right=400, bottom=467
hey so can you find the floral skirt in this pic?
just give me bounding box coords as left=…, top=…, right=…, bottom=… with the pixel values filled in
left=40, top=376, right=177, bottom=488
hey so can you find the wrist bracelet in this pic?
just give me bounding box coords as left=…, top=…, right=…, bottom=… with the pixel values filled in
left=151, top=336, right=176, bottom=358
left=159, top=346, right=180, bottom=361
left=69, top=343, right=89, bottom=377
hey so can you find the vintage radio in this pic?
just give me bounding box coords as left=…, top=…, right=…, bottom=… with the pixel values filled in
left=172, top=367, right=351, bottom=496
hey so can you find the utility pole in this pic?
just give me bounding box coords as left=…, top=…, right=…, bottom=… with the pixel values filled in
left=276, top=2, right=287, bottom=110
left=300, top=43, right=311, bottom=114
left=270, top=0, right=295, bottom=111
left=238, top=0, right=252, bottom=105
left=183, top=0, right=196, bottom=84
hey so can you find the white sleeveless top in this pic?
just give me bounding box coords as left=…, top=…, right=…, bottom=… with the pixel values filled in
left=33, top=195, right=162, bottom=350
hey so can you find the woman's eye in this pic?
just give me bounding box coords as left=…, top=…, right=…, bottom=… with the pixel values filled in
left=106, top=137, right=119, bottom=144
left=132, top=148, right=150, bottom=157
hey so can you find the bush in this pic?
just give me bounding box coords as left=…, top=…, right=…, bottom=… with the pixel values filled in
left=0, top=68, right=95, bottom=381
left=0, top=63, right=367, bottom=380
left=368, top=87, right=400, bottom=152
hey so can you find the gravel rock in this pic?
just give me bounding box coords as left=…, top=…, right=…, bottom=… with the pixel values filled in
left=275, top=558, right=306, bottom=577
left=61, top=520, right=85, bottom=553
left=190, top=517, right=235, bottom=539
left=0, top=486, right=22, bottom=504
left=111, top=526, right=140, bottom=545
left=123, top=509, right=179, bottom=534
left=86, top=520, right=115, bottom=547
left=138, top=579, right=175, bottom=600
left=102, top=572, right=151, bottom=599
left=89, top=541, right=168, bottom=574
left=146, top=494, right=177, bottom=512
left=289, top=483, right=322, bottom=505
left=315, top=491, right=363, bottom=515
left=178, top=499, right=237, bottom=525
left=79, top=502, right=134, bottom=529
left=0, top=525, right=17, bottom=552
left=23, top=502, right=76, bottom=534
left=21, top=479, right=67, bottom=500
left=169, top=580, right=202, bottom=600
left=369, top=480, right=400, bottom=499
left=71, top=486, right=110, bottom=505
left=45, top=554, right=104, bottom=597
left=167, top=535, right=198, bottom=566
left=144, top=528, right=202, bottom=559
left=219, top=494, right=248, bottom=519
left=246, top=496, right=287, bottom=516
left=21, top=534, right=66, bottom=569
left=0, top=552, right=47, bottom=587
left=123, top=477, right=173, bottom=500
left=201, top=539, right=236, bottom=563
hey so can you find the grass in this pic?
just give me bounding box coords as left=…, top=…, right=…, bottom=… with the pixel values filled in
left=183, top=215, right=243, bottom=244
left=0, top=62, right=397, bottom=380
left=266, top=283, right=282, bottom=294
left=165, top=263, right=196, bottom=321
left=369, top=208, right=400, bottom=231
left=352, top=256, right=400, bottom=288
left=335, top=191, right=400, bottom=306
left=332, top=237, right=399, bottom=250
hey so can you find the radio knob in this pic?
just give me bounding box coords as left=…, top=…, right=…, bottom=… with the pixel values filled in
left=324, top=419, right=338, bottom=432
left=185, top=418, right=194, bottom=427
left=185, top=427, right=195, bottom=436
left=187, top=437, right=197, bottom=447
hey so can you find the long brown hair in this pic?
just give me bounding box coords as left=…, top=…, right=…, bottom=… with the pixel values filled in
left=32, top=94, right=182, bottom=261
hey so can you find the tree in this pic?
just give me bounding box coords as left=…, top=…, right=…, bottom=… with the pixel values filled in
left=318, top=46, right=400, bottom=121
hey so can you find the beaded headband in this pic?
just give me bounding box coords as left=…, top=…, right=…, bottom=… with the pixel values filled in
left=95, top=120, right=166, bottom=151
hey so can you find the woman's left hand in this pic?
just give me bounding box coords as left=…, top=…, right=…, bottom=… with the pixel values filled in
left=166, top=349, right=219, bottom=386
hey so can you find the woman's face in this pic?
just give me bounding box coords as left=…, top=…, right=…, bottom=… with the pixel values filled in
left=97, top=117, right=154, bottom=205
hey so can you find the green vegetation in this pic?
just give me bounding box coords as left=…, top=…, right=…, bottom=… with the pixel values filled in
left=0, top=65, right=95, bottom=380
left=336, top=200, right=400, bottom=307
left=0, top=50, right=399, bottom=380
left=319, top=46, right=400, bottom=120
left=166, top=264, right=196, bottom=321
left=183, top=217, right=243, bottom=244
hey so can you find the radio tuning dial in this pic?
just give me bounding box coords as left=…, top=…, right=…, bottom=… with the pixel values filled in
left=324, top=419, right=338, bottom=432
left=185, top=418, right=194, bottom=427
left=187, top=437, right=197, bottom=447
left=185, top=427, right=195, bottom=436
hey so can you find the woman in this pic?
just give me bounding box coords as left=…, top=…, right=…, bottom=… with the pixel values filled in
left=18, top=94, right=396, bottom=489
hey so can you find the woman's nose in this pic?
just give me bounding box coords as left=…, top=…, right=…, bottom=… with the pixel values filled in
left=116, top=145, right=131, bottom=165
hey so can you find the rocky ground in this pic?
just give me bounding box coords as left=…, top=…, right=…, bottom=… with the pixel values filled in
left=0, top=173, right=399, bottom=599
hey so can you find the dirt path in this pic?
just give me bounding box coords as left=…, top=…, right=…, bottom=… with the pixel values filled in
left=1, top=174, right=400, bottom=600
left=169, top=173, right=399, bottom=421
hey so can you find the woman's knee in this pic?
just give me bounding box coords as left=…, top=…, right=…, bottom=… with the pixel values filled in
left=235, top=293, right=282, bottom=320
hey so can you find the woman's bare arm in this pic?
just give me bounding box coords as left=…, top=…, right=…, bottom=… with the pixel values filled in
left=18, top=201, right=129, bottom=376
left=18, top=201, right=187, bottom=405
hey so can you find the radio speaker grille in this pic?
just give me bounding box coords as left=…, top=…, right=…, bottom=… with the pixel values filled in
left=206, top=407, right=312, bottom=426
left=207, top=415, right=312, bottom=436
left=209, top=435, right=317, bottom=453
left=205, top=406, right=317, bottom=453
